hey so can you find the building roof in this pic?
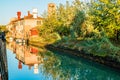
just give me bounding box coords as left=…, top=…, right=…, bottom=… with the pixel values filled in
left=8, top=11, right=44, bottom=25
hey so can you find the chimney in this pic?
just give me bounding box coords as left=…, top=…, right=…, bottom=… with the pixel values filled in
left=17, top=11, right=21, bottom=20
left=28, top=11, right=30, bottom=16
left=32, top=9, right=38, bottom=18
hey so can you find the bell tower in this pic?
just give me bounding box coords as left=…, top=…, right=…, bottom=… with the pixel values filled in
left=48, top=3, right=56, bottom=16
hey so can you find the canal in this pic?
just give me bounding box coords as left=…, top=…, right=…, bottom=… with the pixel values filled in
left=7, top=42, right=120, bottom=80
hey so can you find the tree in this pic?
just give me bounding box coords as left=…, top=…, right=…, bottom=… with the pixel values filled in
left=0, top=25, right=6, bottom=32
left=56, top=1, right=79, bottom=37
left=89, top=0, right=120, bottom=40
left=39, top=0, right=86, bottom=39
left=69, top=0, right=86, bottom=38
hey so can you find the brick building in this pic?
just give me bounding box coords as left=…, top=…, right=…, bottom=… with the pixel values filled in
left=7, top=3, right=56, bottom=43
left=7, top=9, right=43, bottom=42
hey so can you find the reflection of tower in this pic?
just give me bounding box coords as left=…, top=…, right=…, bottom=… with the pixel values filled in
left=34, top=64, right=39, bottom=74
left=32, top=8, right=38, bottom=18
left=48, top=3, right=56, bottom=16
left=28, top=65, right=32, bottom=70
left=18, top=61, right=22, bottom=69
left=13, top=42, right=16, bottom=53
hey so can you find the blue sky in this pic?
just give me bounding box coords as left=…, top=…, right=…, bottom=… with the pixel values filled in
left=0, top=0, right=74, bottom=25
left=0, top=0, right=90, bottom=25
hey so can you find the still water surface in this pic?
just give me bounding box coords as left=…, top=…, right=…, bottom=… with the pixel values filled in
left=7, top=42, right=120, bottom=80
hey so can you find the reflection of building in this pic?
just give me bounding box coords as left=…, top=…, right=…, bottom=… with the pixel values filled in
left=7, top=41, right=16, bottom=52
left=18, top=61, right=22, bottom=69
left=10, top=42, right=43, bottom=74
left=34, top=64, right=39, bottom=74
left=6, top=9, right=43, bottom=42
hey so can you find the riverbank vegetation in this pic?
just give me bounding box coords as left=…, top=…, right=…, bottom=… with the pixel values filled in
left=32, top=0, right=120, bottom=63
left=0, top=25, right=6, bottom=32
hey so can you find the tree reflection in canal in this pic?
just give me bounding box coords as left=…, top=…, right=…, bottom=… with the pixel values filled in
left=40, top=50, right=120, bottom=80
left=7, top=42, right=120, bottom=80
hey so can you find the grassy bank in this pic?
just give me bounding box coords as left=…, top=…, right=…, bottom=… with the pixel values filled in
left=53, top=37, right=120, bottom=63
left=29, top=33, right=61, bottom=47
left=28, top=33, right=120, bottom=70
left=29, top=35, right=120, bottom=64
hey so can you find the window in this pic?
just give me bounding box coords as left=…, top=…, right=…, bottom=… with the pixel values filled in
left=37, top=21, right=42, bottom=25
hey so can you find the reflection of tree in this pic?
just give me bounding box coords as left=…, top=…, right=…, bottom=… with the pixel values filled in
left=38, top=50, right=63, bottom=80
left=7, top=42, right=120, bottom=79
left=39, top=50, right=120, bottom=80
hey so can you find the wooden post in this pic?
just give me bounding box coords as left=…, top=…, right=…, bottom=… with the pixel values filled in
left=0, top=32, right=8, bottom=80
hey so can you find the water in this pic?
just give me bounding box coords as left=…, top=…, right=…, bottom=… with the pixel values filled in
left=7, top=42, right=120, bottom=80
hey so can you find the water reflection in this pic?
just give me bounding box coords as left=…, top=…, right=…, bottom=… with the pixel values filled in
left=7, top=42, right=120, bottom=80
left=7, top=42, right=43, bottom=74
left=40, top=50, right=120, bottom=80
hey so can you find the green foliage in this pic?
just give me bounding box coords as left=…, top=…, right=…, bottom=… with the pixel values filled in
left=89, top=0, right=120, bottom=40
left=0, top=25, right=6, bottom=32
left=38, top=0, right=86, bottom=38
left=37, top=0, right=120, bottom=63
left=56, top=2, right=75, bottom=37
left=70, top=11, right=85, bottom=38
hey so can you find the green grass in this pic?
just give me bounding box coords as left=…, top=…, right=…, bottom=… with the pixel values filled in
left=53, top=37, right=120, bottom=62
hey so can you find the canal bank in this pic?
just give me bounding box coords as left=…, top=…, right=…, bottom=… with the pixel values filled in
left=28, top=38, right=120, bottom=71
left=45, top=44, right=120, bottom=71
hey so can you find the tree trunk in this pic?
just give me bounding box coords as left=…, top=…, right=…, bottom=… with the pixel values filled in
left=116, top=30, right=119, bottom=41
